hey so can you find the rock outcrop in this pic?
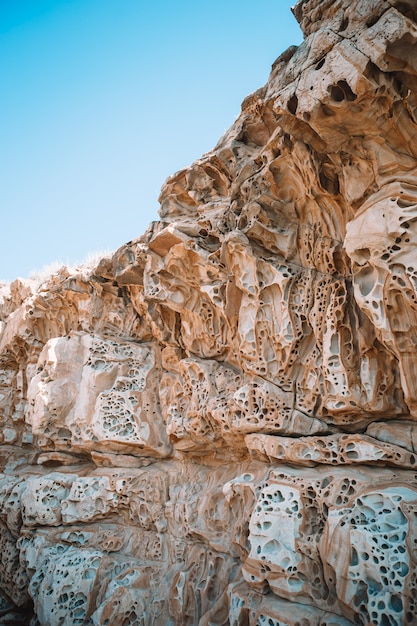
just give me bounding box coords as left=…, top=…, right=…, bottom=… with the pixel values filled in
left=2, top=0, right=417, bottom=624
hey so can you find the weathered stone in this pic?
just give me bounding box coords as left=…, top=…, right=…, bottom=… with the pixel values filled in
left=246, top=432, right=417, bottom=468
left=26, top=333, right=171, bottom=459
left=1, top=0, right=417, bottom=623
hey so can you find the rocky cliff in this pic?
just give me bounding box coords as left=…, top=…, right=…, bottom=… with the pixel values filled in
left=2, top=0, right=417, bottom=624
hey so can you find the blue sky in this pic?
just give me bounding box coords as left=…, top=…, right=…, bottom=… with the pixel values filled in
left=1, top=0, right=302, bottom=282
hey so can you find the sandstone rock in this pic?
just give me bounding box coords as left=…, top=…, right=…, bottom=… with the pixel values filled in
left=26, top=332, right=171, bottom=459
left=367, top=419, right=417, bottom=453
left=1, top=0, right=417, bottom=624
left=246, top=432, right=417, bottom=468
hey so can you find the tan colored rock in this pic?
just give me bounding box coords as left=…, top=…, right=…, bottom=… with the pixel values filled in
left=2, top=0, right=417, bottom=624
left=246, top=432, right=417, bottom=468
left=26, top=332, right=171, bottom=459
left=346, top=182, right=417, bottom=416
left=367, top=419, right=417, bottom=453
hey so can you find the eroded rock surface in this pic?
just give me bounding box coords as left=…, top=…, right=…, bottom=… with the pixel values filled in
left=1, top=0, right=417, bottom=624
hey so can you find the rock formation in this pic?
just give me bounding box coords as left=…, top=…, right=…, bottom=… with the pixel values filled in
left=1, top=0, right=417, bottom=624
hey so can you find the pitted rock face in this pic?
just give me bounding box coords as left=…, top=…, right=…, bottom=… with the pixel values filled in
left=26, top=333, right=171, bottom=458
left=345, top=182, right=417, bottom=416
left=1, top=0, right=417, bottom=624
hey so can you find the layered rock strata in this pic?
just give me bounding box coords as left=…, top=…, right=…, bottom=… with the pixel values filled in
left=2, top=0, right=417, bottom=624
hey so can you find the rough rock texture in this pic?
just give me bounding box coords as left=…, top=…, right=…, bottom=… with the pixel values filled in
left=2, top=0, right=417, bottom=624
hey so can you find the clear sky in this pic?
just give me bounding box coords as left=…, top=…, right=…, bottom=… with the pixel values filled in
left=1, top=0, right=302, bottom=282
